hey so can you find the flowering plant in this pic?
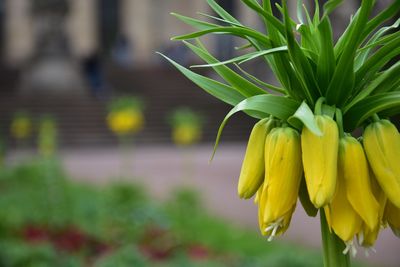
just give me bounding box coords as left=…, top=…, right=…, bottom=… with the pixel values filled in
left=106, top=96, right=144, bottom=136
left=160, top=0, right=400, bottom=265
left=167, top=107, right=204, bottom=146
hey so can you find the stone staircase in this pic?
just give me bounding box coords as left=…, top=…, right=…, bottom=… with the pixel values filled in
left=0, top=66, right=255, bottom=148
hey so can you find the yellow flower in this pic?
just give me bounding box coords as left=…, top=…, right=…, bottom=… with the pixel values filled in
left=172, top=124, right=201, bottom=146
left=357, top=168, right=387, bottom=248
left=238, top=118, right=275, bottom=199
left=11, top=116, right=32, bottom=140
left=301, top=115, right=338, bottom=208
left=324, top=155, right=362, bottom=244
left=107, top=109, right=144, bottom=135
left=363, top=120, right=400, bottom=208
left=258, top=127, right=302, bottom=240
left=339, top=136, right=379, bottom=231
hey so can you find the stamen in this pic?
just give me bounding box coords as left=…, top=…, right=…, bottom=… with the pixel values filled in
left=264, top=217, right=284, bottom=242
left=343, top=241, right=357, bottom=257
left=364, top=247, right=377, bottom=257
left=358, top=232, right=364, bottom=246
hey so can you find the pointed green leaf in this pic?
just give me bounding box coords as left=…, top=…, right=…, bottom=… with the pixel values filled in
left=326, top=0, right=374, bottom=106
left=316, top=17, right=335, bottom=95
left=322, top=0, right=344, bottom=18
left=211, top=95, right=300, bottom=159
left=345, top=61, right=400, bottom=112
left=344, top=92, right=400, bottom=131
left=172, top=27, right=270, bottom=46
left=288, top=101, right=322, bottom=136
left=206, top=0, right=240, bottom=24
left=191, top=46, right=288, bottom=68
left=362, top=1, right=400, bottom=42
left=183, top=41, right=267, bottom=97
left=171, top=13, right=219, bottom=31
left=158, top=53, right=245, bottom=106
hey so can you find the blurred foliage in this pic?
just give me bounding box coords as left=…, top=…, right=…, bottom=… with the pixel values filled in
left=37, top=115, right=58, bottom=157
left=0, top=161, right=369, bottom=267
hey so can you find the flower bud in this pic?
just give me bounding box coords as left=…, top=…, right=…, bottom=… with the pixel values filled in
left=238, top=118, right=274, bottom=199
left=363, top=120, right=400, bottom=208
left=258, top=127, right=302, bottom=240
left=340, top=136, right=379, bottom=230
left=301, top=115, right=338, bottom=208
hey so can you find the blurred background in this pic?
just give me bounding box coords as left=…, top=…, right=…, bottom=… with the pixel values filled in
left=0, top=0, right=398, bottom=266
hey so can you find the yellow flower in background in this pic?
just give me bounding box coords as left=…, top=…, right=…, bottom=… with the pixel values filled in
left=238, top=118, right=275, bottom=199
left=259, top=127, right=302, bottom=240
left=107, top=109, right=144, bottom=135
left=172, top=124, right=201, bottom=146
left=10, top=112, right=32, bottom=140
left=363, top=120, right=400, bottom=209
left=301, top=115, right=338, bottom=208
left=168, top=107, right=204, bottom=147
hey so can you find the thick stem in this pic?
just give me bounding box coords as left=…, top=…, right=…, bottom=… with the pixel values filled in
left=320, top=209, right=351, bottom=267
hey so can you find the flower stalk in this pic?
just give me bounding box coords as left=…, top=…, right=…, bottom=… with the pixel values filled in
left=320, top=209, right=351, bottom=267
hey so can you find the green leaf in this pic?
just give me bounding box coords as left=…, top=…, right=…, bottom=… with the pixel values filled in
left=288, top=101, right=322, bottom=136
left=355, top=18, right=400, bottom=70
left=344, top=92, right=400, bottom=131
left=296, top=0, right=305, bottom=24
left=191, top=46, right=288, bottom=68
left=362, top=1, right=400, bottom=43
left=345, top=61, right=400, bottom=112
left=322, top=0, right=344, bottom=19
left=158, top=53, right=245, bottom=106
left=211, top=95, right=300, bottom=159
left=206, top=0, right=240, bottom=25
left=171, top=13, right=219, bottom=31
left=234, top=64, right=286, bottom=94
left=355, top=36, right=400, bottom=87
left=316, top=17, right=335, bottom=95
left=183, top=40, right=267, bottom=97
left=196, top=12, right=243, bottom=28
left=325, top=0, right=374, bottom=106
left=283, top=1, right=320, bottom=104
left=241, top=0, right=286, bottom=35
left=172, top=27, right=270, bottom=46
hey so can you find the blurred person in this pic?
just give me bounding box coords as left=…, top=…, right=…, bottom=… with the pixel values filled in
left=82, top=51, right=109, bottom=99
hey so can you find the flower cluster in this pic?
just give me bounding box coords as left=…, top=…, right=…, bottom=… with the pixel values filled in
left=163, top=0, right=400, bottom=261
left=239, top=113, right=400, bottom=254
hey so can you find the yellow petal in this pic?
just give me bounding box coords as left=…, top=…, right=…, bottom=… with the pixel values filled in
left=363, top=120, right=400, bottom=208
left=340, top=136, right=380, bottom=230
left=238, top=118, right=274, bottom=199
left=301, top=115, right=338, bottom=208
left=326, top=154, right=362, bottom=242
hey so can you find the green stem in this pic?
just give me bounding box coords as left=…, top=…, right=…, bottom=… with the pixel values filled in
left=335, top=109, right=345, bottom=138
left=372, top=113, right=380, bottom=122
left=315, top=97, right=326, bottom=115
left=320, top=209, right=351, bottom=267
